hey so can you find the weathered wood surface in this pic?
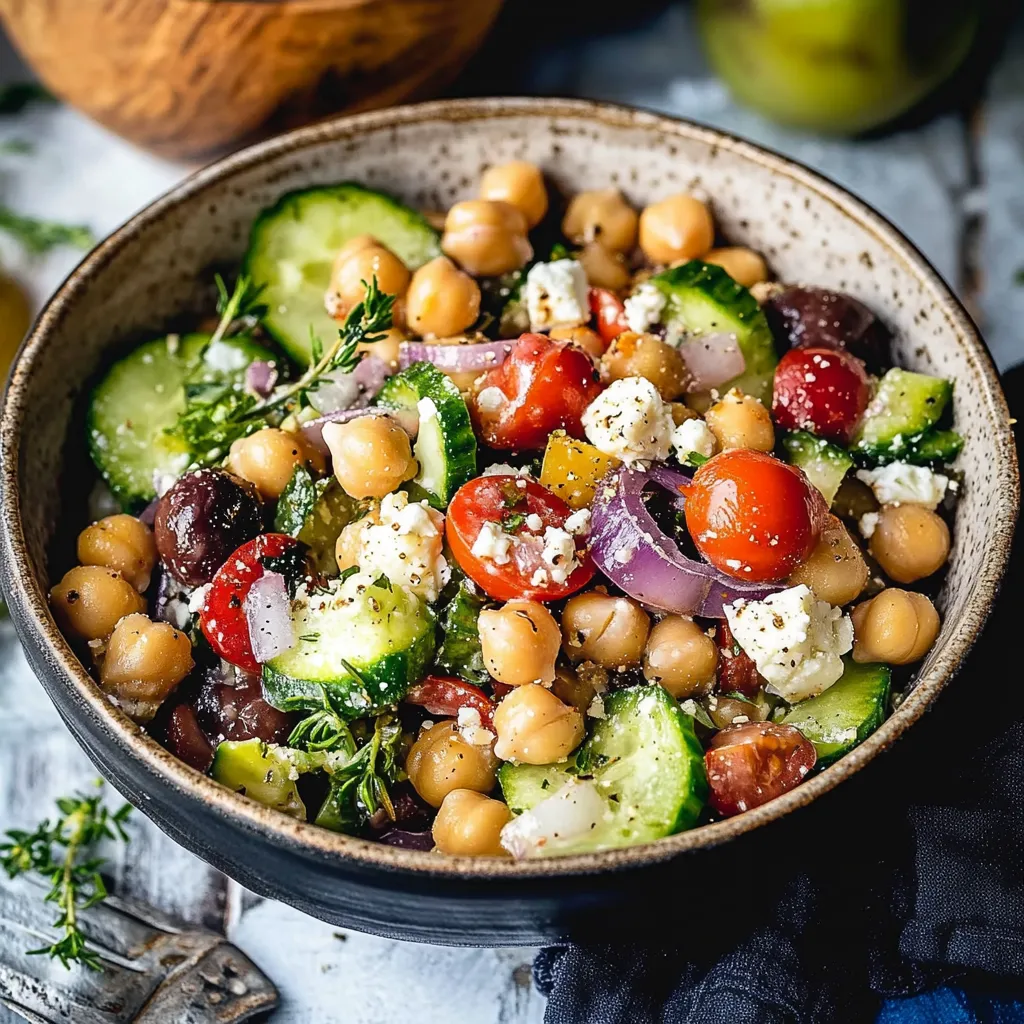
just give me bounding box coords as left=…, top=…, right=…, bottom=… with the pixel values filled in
left=0, top=7, right=1021, bottom=1022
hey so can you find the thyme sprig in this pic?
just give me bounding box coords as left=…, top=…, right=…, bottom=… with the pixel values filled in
left=326, top=713, right=403, bottom=827
left=209, top=272, right=267, bottom=348
left=288, top=687, right=357, bottom=756
left=0, top=206, right=93, bottom=255
left=0, top=785, right=131, bottom=971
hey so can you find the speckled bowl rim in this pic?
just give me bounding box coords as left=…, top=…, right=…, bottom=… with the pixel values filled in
left=1, top=97, right=1018, bottom=881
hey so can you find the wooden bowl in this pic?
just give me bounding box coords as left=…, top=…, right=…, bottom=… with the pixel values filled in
left=0, top=0, right=503, bottom=160
left=0, top=99, right=1017, bottom=945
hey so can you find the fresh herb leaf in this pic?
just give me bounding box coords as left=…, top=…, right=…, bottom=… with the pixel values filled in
left=435, top=582, right=491, bottom=686
left=309, top=328, right=324, bottom=365
left=0, top=207, right=93, bottom=255
left=288, top=688, right=357, bottom=755
left=0, top=83, right=54, bottom=114
left=0, top=139, right=33, bottom=155
left=683, top=451, right=709, bottom=467
left=337, top=565, right=361, bottom=584
left=502, top=511, right=527, bottom=532
left=274, top=464, right=317, bottom=537
left=549, top=241, right=573, bottom=260
left=371, top=573, right=393, bottom=592
left=679, top=698, right=715, bottom=730
left=208, top=273, right=267, bottom=349
left=0, top=783, right=131, bottom=971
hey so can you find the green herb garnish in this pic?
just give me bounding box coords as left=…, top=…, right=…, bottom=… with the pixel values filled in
left=288, top=687, right=357, bottom=755
left=0, top=206, right=93, bottom=255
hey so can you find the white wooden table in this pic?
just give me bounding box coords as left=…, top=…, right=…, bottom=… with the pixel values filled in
left=1, top=7, right=1022, bottom=1021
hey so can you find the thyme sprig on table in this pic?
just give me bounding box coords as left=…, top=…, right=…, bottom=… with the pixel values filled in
left=0, top=785, right=131, bottom=971
left=0, top=206, right=93, bottom=255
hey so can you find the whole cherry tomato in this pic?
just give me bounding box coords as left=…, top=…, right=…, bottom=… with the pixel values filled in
left=705, top=721, right=816, bottom=817
left=446, top=476, right=596, bottom=602
left=772, top=346, right=871, bottom=444
left=589, top=287, right=628, bottom=345
left=684, top=449, right=827, bottom=583
left=715, top=619, right=761, bottom=698
left=200, top=533, right=305, bottom=674
left=405, top=676, right=496, bottom=728
left=470, top=333, right=602, bottom=450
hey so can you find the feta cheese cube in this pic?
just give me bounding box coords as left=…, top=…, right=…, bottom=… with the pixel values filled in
left=856, top=463, right=948, bottom=509
left=671, top=417, right=716, bottom=464
left=525, top=259, right=589, bottom=332
left=582, top=376, right=674, bottom=465
left=622, top=282, right=667, bottom=334
left=457, top=706, right=495, bottom=747
left=541, top=526, right=579, bottom=584
left=563, top=508, right=592, bottom=536
left=859, top=512, right=880, bottom=539
left=476, top=386, right=506, bottom=414
left=724, top=584, right=853, bottom=703
left=525, top=513, right=544, bottom=532
left=471, top=521, right=514, bottom=565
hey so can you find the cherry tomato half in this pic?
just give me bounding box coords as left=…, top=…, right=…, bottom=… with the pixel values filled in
left=200, top=533, right=304, bottom=674
left=715, top=619, right=761, bottom=699
left=446, top=476, right=596, bottom=602
left=589, top=287, right=628, bottom=345
left=405, top=676, right=496, bottom=728
left=470, top=333, right=602, bottom=450
left=705, top=721, right=816, bottom=817
left=684, top=449, right=827, bottom=583
left=772, top=346, right=871, bottom=444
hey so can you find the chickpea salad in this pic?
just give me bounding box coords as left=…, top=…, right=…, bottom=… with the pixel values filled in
left=52, top=164, right=961, bottom=859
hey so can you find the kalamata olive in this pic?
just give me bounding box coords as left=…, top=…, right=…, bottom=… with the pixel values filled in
left=714, top=620, right=761, bottom=698
left=194, top=662, right=292, bottom=744
left=165, top=704, right=215, bottom=773
left=705, top=721, right=816, bottom=817
left=764, top=286, right=890, bottom=371
left=153, top=469, right=264, bottom=586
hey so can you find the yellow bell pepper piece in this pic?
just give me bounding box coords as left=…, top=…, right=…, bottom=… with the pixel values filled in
left=539, top=431, right=620, bottom=510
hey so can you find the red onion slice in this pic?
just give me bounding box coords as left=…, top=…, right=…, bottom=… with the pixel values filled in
left=243, top=570, right=294, bottom=664
left=300, top=407, right=419, bottom=459
left=590, top=464, right=782, bottom=617
left=245, top=360, right=279, bottom=398
left=677, top=333, right=746, bottom=392
left=399, top=340, right=514, bottom=374
left=307, top=354, right=393, bottom=414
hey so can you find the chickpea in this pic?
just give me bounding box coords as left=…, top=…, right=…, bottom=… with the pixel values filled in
left=357, top=326, right=405, bottom=370
left=851, top=589, right=940, bottom=665
left=549, top=325, right=605, bottom=361
left=406, top=256, right=481, bottom=338
left=478, top=600, right=561, bottom=686
left=788, top=516, right=869, bottom=606
left=670, top=402, right=700, bottom=427
left=100, top=613, right=194, bottom=722
left=405, top=721, right=496, bottom=807
left=326, top=235, right=410, bottom=322
left=702, top=247, right=769, bottom=288
left=441, top=200, right=532, bottom=277
left=479, top=160, right=548, bottom=228
left=228, top=427, right=324, bottom=500
left=600, top=331, right=689, bottom=401
left=704, top=389, right=775, bottom=452
left=562, top=188, right=638, bottom=253
left=639, top=194, right=714, bottom=265
left=492, top=684, right=585, bottom=764
left=322, top=414, right=416, bottom=500
left=869, top=504, right=950, bottom=585
left=560, top=591, right=650, bottom=669
left=77, top=514, right=157, bottom=592
left=642, top=616, right=718, bottom=699
left=577, top=241, right=631, bottom=291
left=432, top=789, right=511, bottom=857
left=50, top=565, right=146, bottom=642
left=550, top=664, right=597, bottom=715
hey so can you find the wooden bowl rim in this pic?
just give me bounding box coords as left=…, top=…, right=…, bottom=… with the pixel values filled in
left=1, top=96, right=1018, bottom=880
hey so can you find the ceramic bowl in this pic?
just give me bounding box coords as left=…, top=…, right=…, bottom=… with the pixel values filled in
left=0, top=99, right=1017, bottom=945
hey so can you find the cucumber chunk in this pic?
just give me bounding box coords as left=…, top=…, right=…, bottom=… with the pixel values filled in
left=263, top=570, right=435, bottom=715
left=274, top=469, right=363, bottom=575
left=87, top=332, right=270, bottom=510
left=211, top=739, right=307, bottom=819
left=777, top=658, right=891, bottom=768
left=855, top=427, right=964, bottom=468
left=244, top=184, right=441, bottom=366
left=651, top=260, right=778, bottom=403
left=854, top=368, right=952, bottom=458
left=782, top=430, right=855, bottom=506
left=498, top=685, right=707, bottom=856
left=375, top=362, right=477, bottom=508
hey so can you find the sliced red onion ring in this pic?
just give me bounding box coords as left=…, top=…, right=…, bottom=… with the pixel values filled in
left=243, top=570, right=294, bottom=664
left=245, top=360, right=278, bottom=398
left=307, top=354, right=393, bottom=414
left=589, top=464, right=783, bottom=617
left=677, top=333, right=746, bottom=392
left=300, top=407, right=419, bottom=459
left=399, top=339, right=515, bottom=374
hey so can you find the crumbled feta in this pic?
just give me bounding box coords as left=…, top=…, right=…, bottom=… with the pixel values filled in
left=530, top=568, right=550, bottom=587
left=525, top=259, right=589, bottom=332
left=457, top=706, right=495, bottom=747
left=471, top=521, right=514, bottom=565
left=483, top=462, right=531, bottom=478
left=417, top=396, right=438, bottom=421
left=586, top=695, right=606, bottom=719
left=856, top=463, right=948, bottom=509
left=476, top=386, right=506, bottom=414
left=187, top=583, right=211, bottom=615
left=499, top=779, right=608, bottom=858
left=563, top=508, right=592, bottom=536
left=202, top=339, right=250, bottom=373
left=671, top=417, right=716, bottom=464
left=541, top=526, right=579, bottom=584
left=725, top=584, right=853, bottom=703
left=525, top=513, right=544, bottom=532
left=859, top=512, right=880, bottom=539
left=622, top=282, right=666, bottom=334
left=582, top=376, right=674, bottom=465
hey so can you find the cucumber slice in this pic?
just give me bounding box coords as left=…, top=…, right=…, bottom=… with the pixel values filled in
left=651, top=260, right=778, bottom=403
left=777, top=658, right=891, bottom=768
left=211, top=739, right=307, bottom=819
left=87, top=332, right=271, bottom=510
left=498, top=685, right=708, bottom=855
left=854, top=368, right=952, bottom=458
left=855, top=427, right=964, bottom=468
left=782, top=430, right=855, bottom=506
left=435, top=582, right=490, bottom=686
left=244, top=184, right=441, bottom=365
left=375, top=362, right=477, bottom=508
left=263, top=570, right=435, bottom=715
left=274, top=468, right=363, bottom=575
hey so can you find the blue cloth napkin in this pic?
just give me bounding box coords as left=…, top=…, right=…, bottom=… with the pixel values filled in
left=534, top=368, right=1024, bottom=1024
